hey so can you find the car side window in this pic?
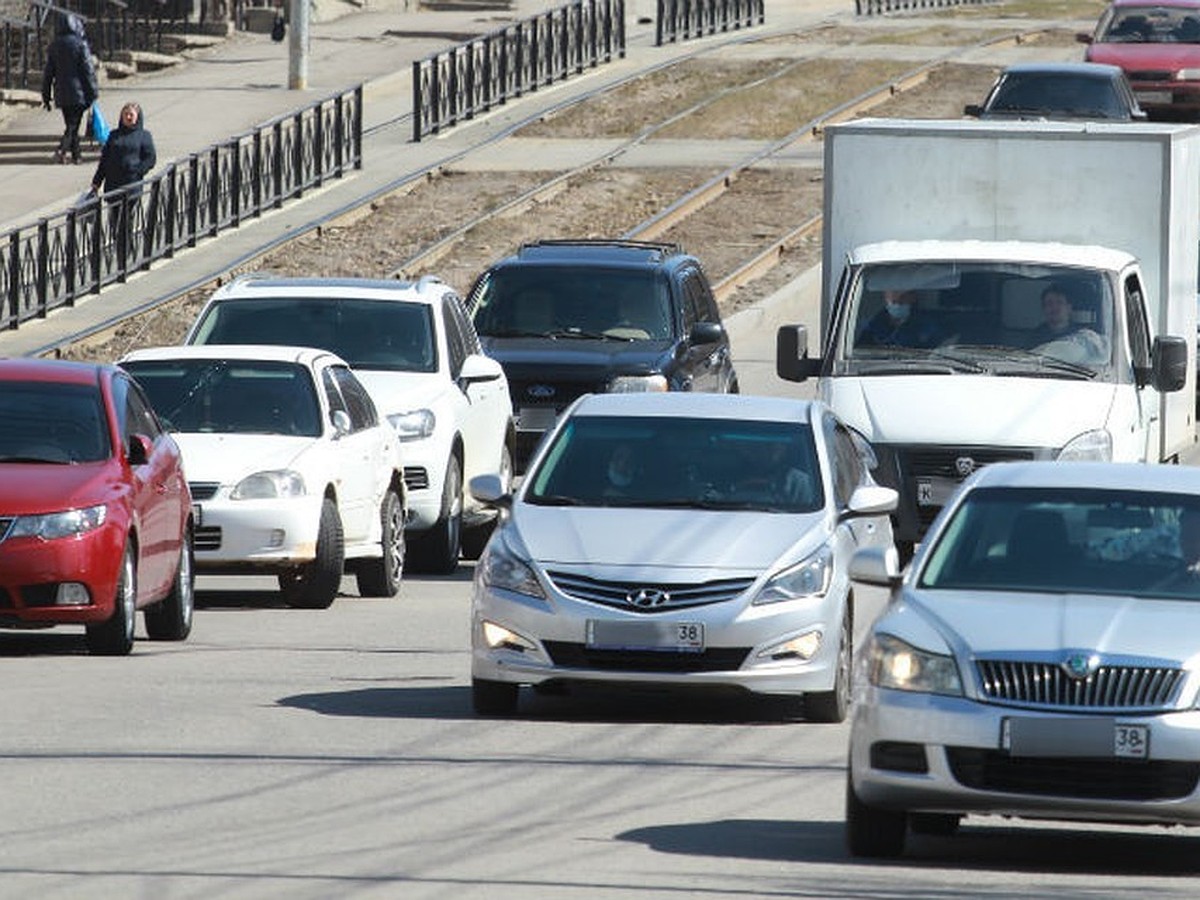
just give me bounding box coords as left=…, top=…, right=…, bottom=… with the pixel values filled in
left=1123, top=273, right=1151, bottom=373
left=322, top=368, right=349, bottom=421
left=330, top=366, right=379, bottom=431
left=680, top=269, right=717, bottom=330
left=442, top=296, right=469, bottom=379
left=824, top=414, right=863, bottom=507
left=447, top=292, right=482, bottom=354
left=120, top=375, right=164, bottom=443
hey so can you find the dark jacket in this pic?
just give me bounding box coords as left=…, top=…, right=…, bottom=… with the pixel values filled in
left=41, top=13, right=98, bottom=110
left=92, top=106, right=156, bottom=194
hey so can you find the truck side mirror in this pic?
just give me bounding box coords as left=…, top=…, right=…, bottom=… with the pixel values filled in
left=776, top=324, right=821, bottom=382
left=689, top=321, right=724, bottom=346
left=1150, top=335, right=1188, bottom=392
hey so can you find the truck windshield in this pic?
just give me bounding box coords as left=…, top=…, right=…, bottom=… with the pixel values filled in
left=838, top=262, right=1114, bottom=374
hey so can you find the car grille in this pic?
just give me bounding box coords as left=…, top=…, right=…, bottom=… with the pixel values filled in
left=543, top=641, right=750, bottom=673
left=947, top=748, right=1200, bottom=801
left=1129, top=70, right=1172, bottom=82
left=976, top=660, right=1185, bottom=711
left=0, top=516, right=13, bottom=542
left=403, top=466, right=428, bottom=491
left=195, top=526, right=222, bottom=552
left=544, top=570, right=755, bottom=611
left=508, top=377, right=607, bottom=414
left=189, top=482, right=219, bottom=501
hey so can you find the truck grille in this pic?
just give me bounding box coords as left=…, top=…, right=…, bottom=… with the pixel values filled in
left=976, top=660, right=1185, bottom=711
left=545, top=570, right=755, bottom=611
left=906, top=447, right=1034, bottom=479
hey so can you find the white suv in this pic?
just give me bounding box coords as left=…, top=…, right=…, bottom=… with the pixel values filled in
left=183, top=275, right=515, bottom=573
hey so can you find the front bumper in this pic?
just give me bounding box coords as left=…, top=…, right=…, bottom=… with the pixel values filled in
left=0, top=522, right=125, bottom=626
left=192, top=494, right=323, bottom=571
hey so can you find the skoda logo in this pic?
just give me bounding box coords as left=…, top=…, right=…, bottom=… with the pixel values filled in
left=527, top=384, right=556, bottom=399
left=627, top=588, right=670, bottom=608
left=954, top=456, right=977, bottom=478
left=1062, top=652, right=1099, bottom=680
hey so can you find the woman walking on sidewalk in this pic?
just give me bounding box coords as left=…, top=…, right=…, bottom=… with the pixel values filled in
left=41, top=12, right=99, bottom=166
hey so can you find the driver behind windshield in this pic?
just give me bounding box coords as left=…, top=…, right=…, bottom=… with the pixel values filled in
left=855, top=289, right=944, bottom=348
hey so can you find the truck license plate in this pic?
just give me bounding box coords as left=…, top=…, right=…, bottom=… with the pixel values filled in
left=587, top=620, right=704, bottom=653
left=916, top=476, right=959, bottom=507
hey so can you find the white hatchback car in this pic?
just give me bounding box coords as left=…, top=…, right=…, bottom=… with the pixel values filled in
left=183, top=274, right=515, bottom=573
left=467, top=392, right=897, bottom=720
left=120, top=345, right=406, bottom=608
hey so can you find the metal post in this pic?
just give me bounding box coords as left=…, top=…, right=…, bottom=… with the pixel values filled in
left=289, top=0, right=308, bottom=89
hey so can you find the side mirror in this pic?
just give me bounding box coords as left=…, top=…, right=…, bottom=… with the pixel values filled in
left=126, top=433, right=152, bottom=466
left=848, top=545, right=902, bottom=586
left=689, top=321, right=724, bottom=346
left=460, top=353, right=504, bottom=386
left=776, top=324, right=821, bottom=382
left=1151, top=335, right=1188, bottom=393
left=469, top=473, right=512, bottom=510
left=1076, top=31, right=1094, bottom=44
left=846, top=484, right=899, bottom=517
left=963, top=103, right=984, bottom=117
left=330, top=409, right=352, bottom=436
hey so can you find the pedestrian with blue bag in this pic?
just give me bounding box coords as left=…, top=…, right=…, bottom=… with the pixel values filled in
left=41, top=11, right=99, bottom=166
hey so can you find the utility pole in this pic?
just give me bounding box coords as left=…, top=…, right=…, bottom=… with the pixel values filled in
left=288, top=0, right=309, bottom=89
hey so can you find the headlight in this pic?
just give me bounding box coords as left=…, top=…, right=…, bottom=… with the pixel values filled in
left=388, top=409, right=436, bottom=442
left=9, top=504, right=107, bottom=540
left=867, top=633, right=962, bottom=696
left=1176, top=68, right=1200, bottom=80
left=1056, top=429, right=1112, bottom=462
left=753, top=546, right=832, bottom=605
left=477, top=530, right=546, bottom=600
left=231, top=470, right=306, bottom=500
left=608, top=374, right=668, bottom=393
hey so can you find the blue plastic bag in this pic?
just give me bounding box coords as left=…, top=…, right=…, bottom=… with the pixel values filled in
left=89, top=102, right=110, bottom=144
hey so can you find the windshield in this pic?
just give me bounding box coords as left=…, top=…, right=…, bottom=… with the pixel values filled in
left=0, top=381, right=109, bottom=463
left=124, top=359, right=322, bottom=437
left=525, top=414, right=823, bottom=512
left=471, top=267, right=673, bottom=341
left=920, top=487, right=1200, bottom=600
left=837, top=262, right=1114, bottom=376
left=191, top=297, right=437, bottom=373
left=1099, top=5, right=1200, bottom=42
left=986, top=73, right=1131, bottom=120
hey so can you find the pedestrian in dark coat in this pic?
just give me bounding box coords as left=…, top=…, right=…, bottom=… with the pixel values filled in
left=90, top=101, right=156, bottom=196
left=41, top=12, right=99, bottom=165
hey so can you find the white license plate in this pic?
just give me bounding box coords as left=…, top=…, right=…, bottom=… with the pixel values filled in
left=586, top=620, right=704, bottom=653
left=192, top=503, right=203, bottom=527
left=517, top=406, right=556, bottom=431
left=1002, top=717, right=1149, bottom=759
left=916, top=476, right=959, bottom=507
left=1136, top=90, right=1172, bottom=105
left=1114, top=723, right=1150, bottom=759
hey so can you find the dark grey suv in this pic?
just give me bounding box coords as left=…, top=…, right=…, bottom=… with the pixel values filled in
left=465, top=240, right=739, bottom=470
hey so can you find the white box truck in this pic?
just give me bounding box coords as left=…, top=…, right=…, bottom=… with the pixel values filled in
left=777, top=118, right=1197, bottom=560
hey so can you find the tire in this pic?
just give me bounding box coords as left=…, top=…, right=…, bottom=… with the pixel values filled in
left=845, top=772, right=907, bottom=858
left=407, top=454, right=462, bottom=575
left=86, top=543, right=136, bottom=656
left=461, top=443, right=512, bottom=561
left=145, top=528, right=194, bottom=641
left=472, top=677, right=519, bottom=716
left=805, top=606, right=852, bottom=724
left=909, top=813, right=961, bottom=836
left=355, top=488, right=404, bottom=598
left=279, top=497, right=344, bottom=609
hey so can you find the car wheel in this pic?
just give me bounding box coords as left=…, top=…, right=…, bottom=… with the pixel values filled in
left=461, top=444, right=512, bottom=561
left=472, top=677, right=519, bottom=716
left=805, top=607, right=852, bottom=724
left=845, top=772, right=907, bottom=858
left=145, top=528, right=194, bottom=640
left=86, top=542, right=137, bottom=656
left=355, top=488, right=405, bottom=598
left=909, top=813, right=961, bottom=836
left=407, top=454, right=462, bottom=575
left=278, top=497, right=344, bottom=609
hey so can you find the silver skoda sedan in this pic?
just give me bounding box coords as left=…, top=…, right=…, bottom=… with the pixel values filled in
left=467, top=392, right=897, bottom=721
left=847, top=460, right=1200, bottom=857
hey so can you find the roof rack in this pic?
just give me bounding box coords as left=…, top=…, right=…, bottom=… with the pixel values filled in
left=519, top=238, right=683, bottom=256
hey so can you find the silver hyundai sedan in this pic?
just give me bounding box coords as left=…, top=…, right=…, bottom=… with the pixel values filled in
left=847, top=460, right=1200, bottom=857
left=467, top=392, right=897, bottom=721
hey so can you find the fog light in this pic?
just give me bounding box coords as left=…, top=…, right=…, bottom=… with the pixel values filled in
left=268, top=529, right=286, bottom=549
left=482, top=620, right=536, bottom=652
left=758, top=630, right=822, bottom=661
left=55, top=583, right=90, bottom=605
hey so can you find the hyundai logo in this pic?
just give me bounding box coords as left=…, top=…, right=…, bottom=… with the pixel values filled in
left=626, top=588, right=670, bottom=608
left=527, top=384, right=556, bottom=399
left=1062, top=652, right=1099, bottom=680
left=954, top=456, right=977, bottom=478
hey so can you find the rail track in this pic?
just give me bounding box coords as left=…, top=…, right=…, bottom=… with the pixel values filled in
left=60, top=10, right=1089, bottom=361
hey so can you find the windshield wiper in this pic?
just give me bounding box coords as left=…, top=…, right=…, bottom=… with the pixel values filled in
left=529, top=494, right=584, bottom=506
left=954, top=345, right=1098, bottom=379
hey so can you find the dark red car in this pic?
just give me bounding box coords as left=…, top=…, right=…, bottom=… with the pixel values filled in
left=1081, top=0, right=1200, bottom=119
left=0, top=359, right=194, bottom=654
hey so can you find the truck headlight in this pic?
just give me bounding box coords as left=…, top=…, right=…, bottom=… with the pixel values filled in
left=388, top=409, right=436, bottom=441
left=867, top=633, right=962, bottom=696
left=1056, top=429, right=1112, bottom=462
left=608, top=374, right=668, bottom=393
left=231, top=470, right=306, bottom=499
left=753, top=547, right=833, bottom=605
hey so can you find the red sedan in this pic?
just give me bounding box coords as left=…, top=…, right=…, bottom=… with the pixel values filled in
left=1081, top=0, right=1200, bottom=119
left=0, top=359, right=193, bottom=654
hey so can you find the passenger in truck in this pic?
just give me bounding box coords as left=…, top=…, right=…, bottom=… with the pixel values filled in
left=856, top=289, right=944, bottom=348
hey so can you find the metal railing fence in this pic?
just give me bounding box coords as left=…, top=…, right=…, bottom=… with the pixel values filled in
left=412, top=0, right=624, bottom=143
left=0, top=84, right=362, bottom=333
left=856, top=0, right=994, bottom=14
left=655, top=0, right=763, bottom=46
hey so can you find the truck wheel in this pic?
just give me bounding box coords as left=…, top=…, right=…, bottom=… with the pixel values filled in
left=845, top=773, right=907, bottom=858
left=86, top=543, right=137, bottom=656
left=408, top=454, right=462, bottom=574
left=145, top=530, right=194, bottom=640
left=279, top=498, right=344, bottom=609
left=355, top=489, right=404, bottom=597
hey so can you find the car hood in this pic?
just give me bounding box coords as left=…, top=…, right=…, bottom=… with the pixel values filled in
left=899, top=590, right=1200, bottom=664
left=171, top=433, right=317, bottom=482
left=1088, top=43, right=1200, bottom=69
left=825, top=377, right=1114, bottom=446
left=511, top=504, right=824, bottom=576
left=353, top=370, right=441, bottom=415
left=0, top=461, right=115, bottom=515
left=482, top=337, right=674, bottom=376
